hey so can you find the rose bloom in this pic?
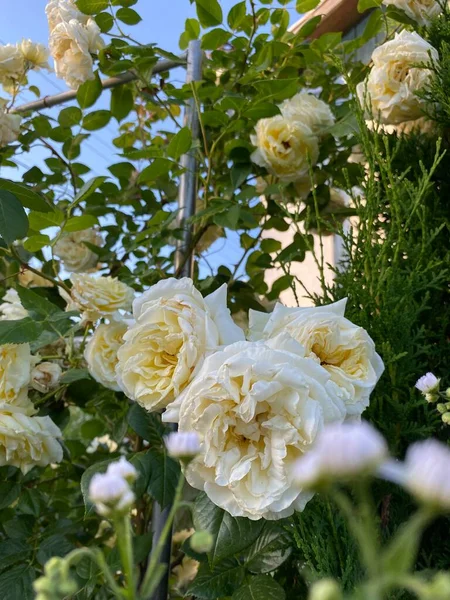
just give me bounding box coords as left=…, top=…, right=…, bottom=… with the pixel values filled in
left=280, top=92, right=335, bottom=137
left=116, top=278, right=245, bottom=412
left=163, top=335, right=346, bottom=520
left=18, top=270, right=53, bottom=288
left=249, top=299, right=384, bottom=418
left=46, top=0, right=87, bottom=32
left=382, top=0, right=442, bottom=26
left=250, top=115, right=319, bottom=182
left=0, top=343, right=37, bottom=415
left=0, top=44, right=23, bottom=85
left=0, top=407, right=62, bottom=474
left=84, top=320, right=127, bottom=391
left=0, top=101, right=21, bottom=147
left=0, top=289, right=28, bottom=321
left=54, top=228, right=103, bottom=272
left=31, top=362, right=62, bottom=394
left=17, top=39, right=50, bottom=70
left=49, top=17, right=104, bottom=89
left=357, top=30, right=439, bottom=125
left=65, top=274, right=134, bottom=322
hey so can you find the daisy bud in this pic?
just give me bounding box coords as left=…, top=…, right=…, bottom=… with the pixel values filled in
left=106, top=457, right=138, bottom=484
left=164, top=431, right=201, bottom=462
left=309, top=579, right=343, bottom=600
left=415, top=372, right=440, bottom=395
left=190, top=530, right=214, bottom=554
left=402, top=439, right=450, bottom=511
left=89, top=472, right=135, bottom=517
left=294, top=422, right=388, bottom=490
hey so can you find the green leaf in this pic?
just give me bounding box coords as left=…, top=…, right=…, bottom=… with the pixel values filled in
left=76, top=0, right=109, bottom=14
left=28, top=210, right=65, bottom=231
left=60, top=368, right=91, bottom=384
left=80, top=458, right=116, bottom=512
left=381, top=511, right=432, bottom=576
left=58, top=106, right=82, bottom=128
left=146, top=449, right=180, bottom=509
left=0, top=318, right=41, bottom=345
left=23, top=234, right=50, bottom=252
left=167, top=127, right=192, bottom=160
left=384, top=5, right=417, bottom=25
left=111, top=85, right=134, bottom=121
left=0, top=482, right=21, bottom=510
left=232, top=575, right=286, bottom=600
left=0, top=180, right=51, bottom=213
left=77, top=73, right=103, bottom=108
left=214, top=204, right=240, bottom=229
left=201, top=28, right=231, bottom=50
left=228, top=1, right=247, bottom=29
left=127, top=403, right=165, bottom=446
left=180, top=18, right=201, bottom=49
left=0, top=564, right=35, bottom=600
left=16, top=286, right=61, bottom=320
left=116, top=7, right=141, bottom=24
left=296, top=0, right=321, bottom=11
left=70, top=176, right=107, bottom=209
left=0, top=540, right=30, bottom=570
left=95, top=11, right=114, bottom=31
left=17, top=489, right=43, bottom=516
left=193, top=493, right=265, bottom=566
left=0, top=190, right=29, bottom=245
left=82, top=109, right=111, bottom=131
left=64, top=215, right=98, bottom=232
left=36, top=534, right=75, bottom=566
left=243, top=103, right=281, bottom=120
left=252, top=79, right=299, bottom=103
left=188, top=558, right=244, bottom=599
left=195, top=0, right=223, bottom=27
left=244, top=523, right=291, bottom=573
left=357, top=0, right=382, bottom=11
left=138, top=159, right=173, bottom=183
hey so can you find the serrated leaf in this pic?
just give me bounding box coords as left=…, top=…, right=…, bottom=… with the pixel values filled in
left=0, top=190, right=29, bottom=245
left=0, top=318, right=42, bottom=344
left=146, top=449, right=180, bottom=509
left=232, top=575, right=286, bottom=600
left=116, top=7, right=141, bottom=24
left=0, top=180, right=51, bottom=212
left=244, top=523, right=291, bottom=573
left=60, top=368, right=91, bottom=384
left=111, top=85, right=134, bottom=121
left=23, top=234, right=50, bottom=252
left=0, top=482, right=21, bottom=510
left=357, top=0, right=382, bottom=11
left=65, top=215, right=98, bottom=232
left=58, top=106, right=82, bottom=128
left=187, top=558, right=244, bottom=599
left=82, top=110, right=111, bottom=131
left=28, top=210, right=65, bottom=231
left=16, top=286, right=61, bottom=320
left=193, top=493, right=265, bottom=566
left=138, top=158, right=173, bottom=183
left=296, top=0, right=321, bottom=11
left=127, top=403, right=165, bottom=446
left=228, top=2, right=247, bottom=29
left=77, top=73, right=103, bottom=108
left=201, top=28, right=231, bottom=50
left=0, top=564, right=35, bottom=600
left=95, top=11, right=114, bottom=32
left=76, top=0, right=109, bottom=14
left=167, top=127, right=192, bottom=160
left=70, top=176, right=107, bottom=209
left=195, top=0, right=223, bottom=27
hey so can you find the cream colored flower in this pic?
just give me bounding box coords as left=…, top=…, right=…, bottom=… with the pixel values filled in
left=54, top=228, right=103, bottom=272
left=46, top=0, right=87, bottom=32
left=249, top=299, right=384, bottom=418
left=0, top=289, right=28, bottom=321
left=0, top=406, right=62, bottom=473
left=0, top=44, right=23, bottom=85
left=31, top=362, right=62, bottom=394
left=357, top=30, right=439, bottom=125
left=0, top=343, right=37, bottom=415
left=18, top=270, right=53, bottom=288
left=163, top=335, right=346, bottom=520
left=116, top=278, right=245, bottom=412
left=280, top=92, right=335, bottom=137
left=172, top=557, right=199, bottom=590
left=382, top=0, right=442, bottom=26
left=84, top=321, right=127, bottom=391
left=17, top=39, right=50, bottom=70
left=251, top=115, right=319, bottom=182
left=65, top=274, right=134, bottom=322
left=0, top=100, right=21, bottom=147
left=49, top=15, right=104, bottom=89
left=172, top=528, right=195, bottom=545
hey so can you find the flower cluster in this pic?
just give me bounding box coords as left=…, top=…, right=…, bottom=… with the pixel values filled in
left=0, top=40, right=49, bottom=92
left=250, top=92, right=335, bottom=183
left=415, top=372, right=450, bottom=425
left=46, top=0, right=105, bottom=89
left=53, top=228, right=103, bottom=272
left=357, top=30, right=438, bottom=125
left=88, top=457, right=137, bottom=517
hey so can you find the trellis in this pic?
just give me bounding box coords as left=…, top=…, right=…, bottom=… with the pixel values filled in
left=12, top=40, right=203, bottom=600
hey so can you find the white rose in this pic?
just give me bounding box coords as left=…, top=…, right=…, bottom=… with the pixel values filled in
left=0, top=44, right=23, bottom=85
left=280, top=92, right=335, bottom=137
left=0, top=343, right=37, bottom=415
left=0, top=289, right=28, bottom=321
left=0, top=101, right=21, bottom=147
left=54, top=228, right=103, bottom=272
left=163, top=335, right=346, bottom=520
left=250, top=114, right=319, bottom=182
left=64, top=274, right=134, bottom=322
left=31, top=362, right=62, bottom=394
left=382, top=0, right=442, bottom=26
left=84, top=320, right=127, bottom=391
left=357, top=30, right=439, bottom=125
left=249, top=299, right=384, bottom=417
left=116, top=278, right=245, bottom=412
left=0, top=407, right=62, bottom=474
left=17, top=39, right=50, bottom=71
left=46, top=0, right=87, bottom=32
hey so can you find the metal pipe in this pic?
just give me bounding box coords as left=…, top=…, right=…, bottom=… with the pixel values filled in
left=149, top=40, right=203, bottom=600
left=11, top=55, right=186, bottom=114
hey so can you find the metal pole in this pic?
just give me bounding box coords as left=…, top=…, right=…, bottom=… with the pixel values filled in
left=11, top=55, right=186, bottom=114
left=149, top=40, right=202, bottom=600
